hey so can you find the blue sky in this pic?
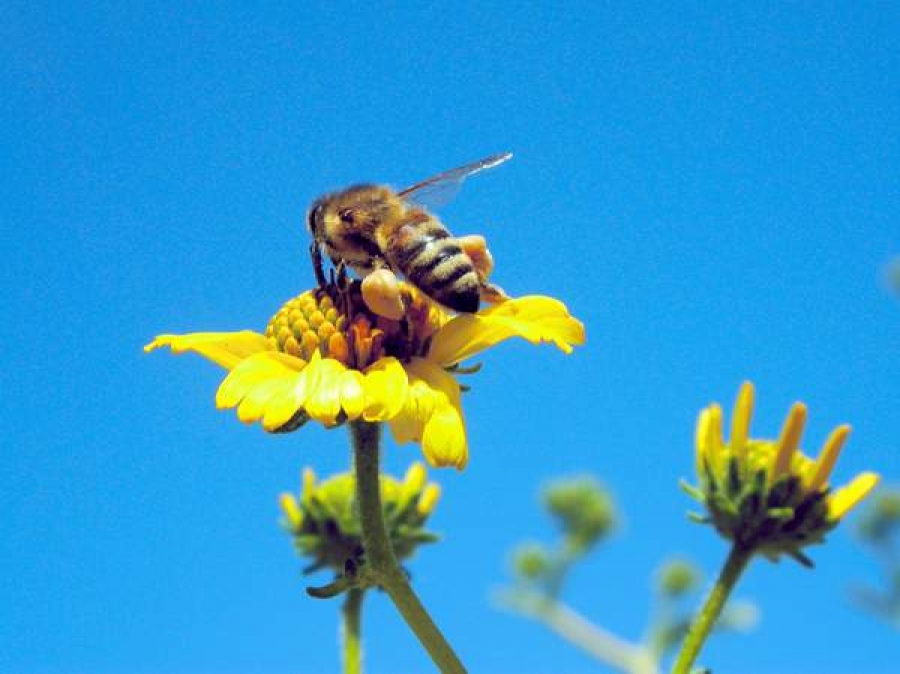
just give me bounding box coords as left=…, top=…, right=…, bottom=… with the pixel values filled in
left=2, top=2, right=899, bottom=673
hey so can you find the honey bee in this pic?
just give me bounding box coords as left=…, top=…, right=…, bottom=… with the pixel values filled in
left=306, top=153, right=512, bottom=314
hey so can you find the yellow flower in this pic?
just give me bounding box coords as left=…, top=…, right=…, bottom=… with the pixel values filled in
left=145, top=282, right=584, bottom=469
left=686, top=381, right=879, bottom=565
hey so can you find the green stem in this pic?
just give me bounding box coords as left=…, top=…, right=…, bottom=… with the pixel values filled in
left=670, top=544, right=753, bottom=674
left=350, top=421, right=467, bottom=674
left=342, top=589, right=364, bottom=674
left=499, top=589, right=658, bottom=674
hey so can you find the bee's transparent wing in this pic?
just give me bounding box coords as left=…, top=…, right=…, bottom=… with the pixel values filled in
left=398, top=152, right=512, bottom=210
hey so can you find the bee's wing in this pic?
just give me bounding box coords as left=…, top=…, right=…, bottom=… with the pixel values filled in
left=398, top=152, right=512, bottom=210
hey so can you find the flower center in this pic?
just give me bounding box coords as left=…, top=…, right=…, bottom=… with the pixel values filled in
left=265, top=282, right=442, bottom=368
left=743, top=440, right=815, bottom=487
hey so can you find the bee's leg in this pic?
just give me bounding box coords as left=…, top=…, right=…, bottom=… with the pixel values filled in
left=480, top=281, right=510, bottom=304
left=334, top=260, right=354, bottom=316
left=397, top=286, right=416, bottom=356
left=335, top=260, right=350, bottom=289
left=310, top=242, right=328, bottom=288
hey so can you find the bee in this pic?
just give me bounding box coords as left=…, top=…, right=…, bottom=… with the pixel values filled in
left=306, top=153, right=512, bottom=314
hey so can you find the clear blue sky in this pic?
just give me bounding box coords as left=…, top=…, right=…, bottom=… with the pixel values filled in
left=2, top=3, right=898, bottom=673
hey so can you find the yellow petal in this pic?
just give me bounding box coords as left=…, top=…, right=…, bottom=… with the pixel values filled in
left=399, top=462, right=427, bottom=509
left=708, top=404, right=724, bottom=458
left=405, top=358, right=468, bottom=469
left=388, top=407, right=424, bottom=446
left=418, top=483, right=441, bottom=515
left=279, top=493, right=303, bottom=528
left=304, top=358, right=348, bottom=426
left=403, top=462, right=427, bottom=493
left=386, top=373, right=440, bottom=447
left=405, top=358, right=462, bottom=407
left=362, top=357, right=409, bottom=422
left=422, top=402, right=468, bottom=469
left=257, top=351, right=323, bottom=431
left=303, top=467, right=316, bottom=491
left=258, top=382, right=307, bottom=431
left=428, top=295, right=585, bottom=366
left=772, top=403, right=807, bottom=479
left=828, top=472, right=880, bottom=520
left=807, top=425, right=851, bottom=492
left=339, top=370, right=366, bottom=420
left=236, top=377, right=292, bottom=424
left=215, top=351, right=306, bottom=409
left=257, top=353, right=321, bottom=430
left=730, top=381, right=755, bottom=459
left=695, top=408, right=712, bottom=476
left=144, top=331, right=272, bottom=369
left=388, top=364, right=453, bottom=452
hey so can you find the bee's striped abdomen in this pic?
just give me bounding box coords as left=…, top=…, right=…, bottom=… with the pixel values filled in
left=389, top=215, right=480, bottom=313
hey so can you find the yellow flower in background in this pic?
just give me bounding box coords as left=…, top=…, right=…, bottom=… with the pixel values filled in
left=685, top=381, right=880, bottom=565
left=145, top=282, right=584, bottom=469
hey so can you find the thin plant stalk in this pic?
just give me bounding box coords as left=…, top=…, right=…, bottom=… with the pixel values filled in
left=670, top=544, right=753, bottom=674
left=500, top=590, right=658, bottom=674
left=350, top=421, right=467, bottom=674
left=342, top=589, right=364, bottom=674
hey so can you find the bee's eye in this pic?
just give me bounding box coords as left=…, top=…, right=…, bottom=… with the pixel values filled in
left=339, top=209, right=354, bottom=223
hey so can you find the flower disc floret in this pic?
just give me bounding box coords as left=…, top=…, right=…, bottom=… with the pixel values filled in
left=265, top=292, right=351, bottom=364
left=685, top=381, right=880, bottom=565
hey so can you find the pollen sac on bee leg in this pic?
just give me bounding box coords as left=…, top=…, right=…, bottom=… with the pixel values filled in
left=457, top=234, right=508, bottom=305
left=361, top=268, right=406, bottom=320
left=456, top=234, right=494, bottom=280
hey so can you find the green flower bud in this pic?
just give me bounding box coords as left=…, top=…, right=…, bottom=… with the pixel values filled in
left=657, top=558, right=701, bottom=598
left=280, top=464, right=440, bottom=583
left=513, top=542, right=552, bottom=580
left=543, top=476, right=616, bottom=554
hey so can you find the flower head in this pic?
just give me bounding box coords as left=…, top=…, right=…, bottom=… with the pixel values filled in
left=145, top=281, right=584, bottom=469
left=280, top=462, right=440, bottom=581
left=685, top=381, right=879, bottom=565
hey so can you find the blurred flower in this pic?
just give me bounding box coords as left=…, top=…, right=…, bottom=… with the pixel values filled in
left=544, top=476, right=617, bottom=554
left=146, top=281, right=584, bottom=469
left=512, top=542, right=553, bottom=581
left=856, top=487, right=900, bottom=543
left=656, top=558, right=701, bottom=599
left=685, top=381, right=879, bottom=565
left=280, top=462, right=441, bottom=581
